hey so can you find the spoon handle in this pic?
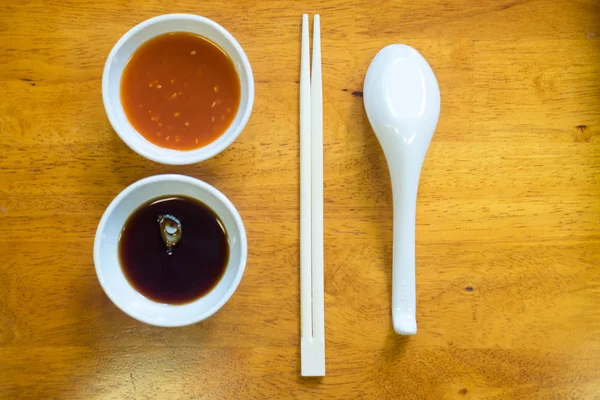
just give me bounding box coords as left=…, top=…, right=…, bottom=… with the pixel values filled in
left=390, top=166, right=420, bottom=335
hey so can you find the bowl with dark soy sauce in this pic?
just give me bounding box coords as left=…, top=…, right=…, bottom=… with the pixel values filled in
left=102, top=14, right=254, bottom=165
left=94, top=175, right=247, bottom=326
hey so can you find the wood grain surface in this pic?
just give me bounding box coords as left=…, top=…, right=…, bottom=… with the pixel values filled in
left=1, top=0, right=599, bottom=399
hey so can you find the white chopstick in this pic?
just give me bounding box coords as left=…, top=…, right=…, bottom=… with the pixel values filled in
left=300, top=13, right=313, bottom=370
left=310, top=14, right=325, bottom=375
left=300, top=13, right=325, bottom=377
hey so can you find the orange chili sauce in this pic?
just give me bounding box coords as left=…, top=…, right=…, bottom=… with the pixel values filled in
left=120, top=32, right=241, bottom=150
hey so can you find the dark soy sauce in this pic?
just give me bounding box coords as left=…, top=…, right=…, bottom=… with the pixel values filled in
left=119, top=196, right=229, bottom=304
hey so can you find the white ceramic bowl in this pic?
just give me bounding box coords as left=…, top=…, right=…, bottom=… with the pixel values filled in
left=102, top=14, right=254, bottom=165
left=94, top=174, right=247, bottom=327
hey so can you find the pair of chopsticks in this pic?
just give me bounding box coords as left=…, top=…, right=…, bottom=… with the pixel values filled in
left=300, top=14, right=325, bottom=377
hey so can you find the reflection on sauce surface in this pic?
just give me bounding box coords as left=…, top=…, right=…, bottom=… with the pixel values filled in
left=121, top=32, right=241, bottom=150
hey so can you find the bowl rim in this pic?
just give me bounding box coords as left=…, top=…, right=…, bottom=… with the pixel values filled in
left=102, top=13, right=254, bottom=165
left=93, top=174, right=248, bottom=327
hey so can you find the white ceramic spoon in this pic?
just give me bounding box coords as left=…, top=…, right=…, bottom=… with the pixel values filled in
left=363, top=44, right=440, bottom=335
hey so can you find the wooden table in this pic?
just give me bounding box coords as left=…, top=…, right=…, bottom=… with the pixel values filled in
left=1, top=1, right=599, bottom=398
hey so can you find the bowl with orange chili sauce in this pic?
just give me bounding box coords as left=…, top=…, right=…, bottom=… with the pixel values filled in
left=102, top=14, right=254, bottom=165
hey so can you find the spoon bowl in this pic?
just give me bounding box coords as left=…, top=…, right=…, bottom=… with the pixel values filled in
left=363, top=44, right=440, bottom=335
